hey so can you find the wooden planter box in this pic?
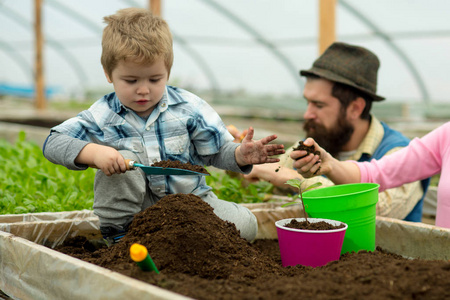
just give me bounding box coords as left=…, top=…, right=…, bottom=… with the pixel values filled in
left=1, top=205, right=449, bottom=299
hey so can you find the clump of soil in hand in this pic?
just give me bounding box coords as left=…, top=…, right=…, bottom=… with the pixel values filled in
left=292, top=141, right=321, bottom=174
left=284, top=219, right=345, bottom=230
left=54, top=193, right=450, bottom=300
left=293, top=140, right=321, bottom=159
left=151, top=160, right=210, bottom=175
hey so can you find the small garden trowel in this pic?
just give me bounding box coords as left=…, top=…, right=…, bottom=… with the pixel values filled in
left=125, top=159, right=209, bottom=176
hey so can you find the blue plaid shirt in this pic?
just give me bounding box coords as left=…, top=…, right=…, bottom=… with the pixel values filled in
left=49, top=86, right=235, bottom=198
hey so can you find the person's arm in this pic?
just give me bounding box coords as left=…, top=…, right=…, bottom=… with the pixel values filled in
left=358, top=126, right=445, bottom=191
left=292, top=128, right=445, bottom=193
left=243, top=163, right=301, bottom=191
left=290, top=137, right=361, bottom=184
left=43, top=132, right=127, bottom=176
left=349, top=121, right=450, bottom=193
left=43, top=132, right=90, bottom=170
left=234, top=127, right=285, bottom=167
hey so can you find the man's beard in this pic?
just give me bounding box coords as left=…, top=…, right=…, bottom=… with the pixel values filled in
left=303, top=113, right=354, bottom=158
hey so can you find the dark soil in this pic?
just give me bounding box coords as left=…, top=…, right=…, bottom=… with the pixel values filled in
left=284, top=219, right=345, bottom=230
left=55, top=193, right=450, bottom=300
left=152, top=160, right=210, bottom=175
left=292, top=140, right=321, bottom=158
left=292, top=140, right=321, bottom=174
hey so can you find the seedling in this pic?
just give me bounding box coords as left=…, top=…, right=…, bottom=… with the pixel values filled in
left=282, top=178, right=322, bottom=222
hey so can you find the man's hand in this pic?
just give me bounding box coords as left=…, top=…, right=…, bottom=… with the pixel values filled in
left=291, top=138, right=362, bottom=184
left=290, top=138, right=330, bottom=178
left=235, top=127, right=285, bottom=166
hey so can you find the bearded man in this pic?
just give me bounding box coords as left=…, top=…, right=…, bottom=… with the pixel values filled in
left=242, top=42, right=429, bottom=222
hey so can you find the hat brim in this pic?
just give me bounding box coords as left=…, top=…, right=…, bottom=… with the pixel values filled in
left=300, top=68, right=385, bottom=101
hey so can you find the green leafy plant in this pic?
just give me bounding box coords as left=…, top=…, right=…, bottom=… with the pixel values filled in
left=0, top=133, right=275, bottom=214
left=282, top=178, right=322, bottom=221
left=205, top=171, right=274, bottom=203
left=0, top=132, right=96, bottom=214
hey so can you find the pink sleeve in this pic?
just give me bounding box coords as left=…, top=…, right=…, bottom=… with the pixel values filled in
left=357, top=122, right=450, bottom=192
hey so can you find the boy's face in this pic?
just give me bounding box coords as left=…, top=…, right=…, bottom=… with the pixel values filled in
left=105, top=58, right=168, bottom=117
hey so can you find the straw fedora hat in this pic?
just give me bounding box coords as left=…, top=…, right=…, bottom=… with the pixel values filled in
left=300, top=42, right=385, bottom=101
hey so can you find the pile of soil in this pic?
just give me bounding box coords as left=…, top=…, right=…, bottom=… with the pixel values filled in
left=55, top=194, right=450, bottom=300
left=152, top=160, right=210, bottom=175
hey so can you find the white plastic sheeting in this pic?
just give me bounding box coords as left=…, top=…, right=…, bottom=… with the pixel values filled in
left=0, top=210, right=98, bottom=249
left=376, top=216, right=450, bottom=260
left=0, top=210, right=95, bottom=223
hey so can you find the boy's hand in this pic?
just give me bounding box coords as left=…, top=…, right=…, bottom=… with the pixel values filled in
left=290, top=138, right=331, bottom=178
left=92, top=147, right=128, bottom=176
left=77, top=143, right=128, bottom=176
left=235, top=127, right=285, bottom=166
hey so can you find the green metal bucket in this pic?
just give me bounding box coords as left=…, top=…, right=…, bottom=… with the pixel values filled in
left=302, top=183, right=379, bottom=254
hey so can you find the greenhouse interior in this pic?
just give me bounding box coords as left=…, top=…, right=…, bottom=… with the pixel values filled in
left=0, top=1, right=449, bottom=299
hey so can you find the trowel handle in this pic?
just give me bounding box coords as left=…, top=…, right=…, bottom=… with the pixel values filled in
left=124, top=159, right=137, bottom=170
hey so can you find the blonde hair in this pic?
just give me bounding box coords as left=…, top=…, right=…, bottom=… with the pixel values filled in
left=101, top=8, right=174, bottom=78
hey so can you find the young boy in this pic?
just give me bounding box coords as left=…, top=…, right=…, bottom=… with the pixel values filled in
left=43, top=8, right=284, bottom=244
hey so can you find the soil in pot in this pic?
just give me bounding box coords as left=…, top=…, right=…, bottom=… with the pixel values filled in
left=54, top=193, right=450, bottom=300
left=283, top=218, right=345, bottom=230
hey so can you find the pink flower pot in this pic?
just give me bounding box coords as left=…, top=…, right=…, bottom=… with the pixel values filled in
left=275, top=218, right=348, bottom=268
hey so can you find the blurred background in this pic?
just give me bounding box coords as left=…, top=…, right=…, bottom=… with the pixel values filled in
left=1, top=0, right=450, bottom=145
